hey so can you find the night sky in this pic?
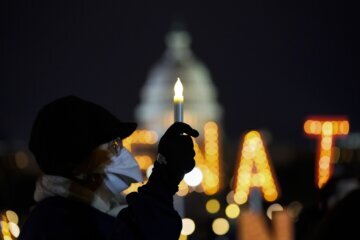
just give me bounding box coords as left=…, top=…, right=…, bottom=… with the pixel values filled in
left=1, top=0, right=359, bottom=146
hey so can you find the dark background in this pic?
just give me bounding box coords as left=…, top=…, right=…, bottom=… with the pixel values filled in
left=1, top=2, right=359, bottom=239
left=1, top=0, right=359, bottom=146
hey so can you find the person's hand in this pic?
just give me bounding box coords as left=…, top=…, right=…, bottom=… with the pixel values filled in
left=139, top=122, right=199, bottom=199
left=157, top=122, right=199, bottom=176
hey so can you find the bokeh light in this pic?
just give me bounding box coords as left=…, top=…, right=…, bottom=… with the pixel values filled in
left=1, top=220, right=10, bottom=238
left=225, top=204, right=240, bottom=219
left=6, top=210, right=19, bottom=224
left=266, top=203, right=284, bottom=220
left=212, top=218, right=230, bottom=236
left=178, top=234, right=187, bottom=240
left=206, top=199, right=221, bottom=214
left=286, top=201, right=303, bottom=220
left=193, top=122, right=221, bottom=195
left=233, top=191, right=248, bottom=205
left=184, top=167, right=203, bottom=187
left=181, top=218, right=195, bottom=235
left=9, top=222, right=20, bottom=238
left=226, top=191, right=235, bottom=204
left=233, top=131, right=279, bottom=204
left=122, top=129, right=158, bottom=174
left=304, top=118, right=350, bottom=188
left=123, top=130, right=158, bottom=148
left=177, top=181, right=190, bottom=197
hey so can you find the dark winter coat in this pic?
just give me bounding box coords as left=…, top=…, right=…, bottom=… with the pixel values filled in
left=19, top=186, right=182, bottom=240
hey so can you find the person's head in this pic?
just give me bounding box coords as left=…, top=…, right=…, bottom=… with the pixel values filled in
left=29, top=96, right=137, bottom=182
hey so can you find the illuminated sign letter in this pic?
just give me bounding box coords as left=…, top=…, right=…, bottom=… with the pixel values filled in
left=233, top=131, right=279, bottom=204
left=304, top=118, right=350, bottom=188
left=193, top=122, right=222, bottom=195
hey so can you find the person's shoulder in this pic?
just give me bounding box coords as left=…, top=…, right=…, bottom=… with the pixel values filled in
left=31, top=196, right=88, bottom=216
left=333, top=188, right=360, bottom=212
left=33, top=196, right=114, bottom=220
left=343, top=188, right=360, bottom=200
left=20, top=196, right=115, bottom=239
left=19, top=197, right=68, bottom=239
left=21, top=196, right=88, bottom=230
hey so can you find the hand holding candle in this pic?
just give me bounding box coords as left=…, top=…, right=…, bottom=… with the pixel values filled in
left=174, top=78, right=184, bottom=122
left=143, top=77, right=198, bottom=201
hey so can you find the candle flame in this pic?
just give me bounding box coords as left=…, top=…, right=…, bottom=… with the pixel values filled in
left=174, top=77, right=184, bottom=102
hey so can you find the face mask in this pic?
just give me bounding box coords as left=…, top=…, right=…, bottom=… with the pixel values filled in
left=96, top=148, right=143, bottom=196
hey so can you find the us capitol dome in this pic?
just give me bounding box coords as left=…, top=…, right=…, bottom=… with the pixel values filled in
left=135, top=29, right=223, bottom=137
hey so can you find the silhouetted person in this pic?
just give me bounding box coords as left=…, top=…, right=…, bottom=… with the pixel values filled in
left=19, top=96, right=199, bottom=240
left=312, top=174, right=360, bottom=240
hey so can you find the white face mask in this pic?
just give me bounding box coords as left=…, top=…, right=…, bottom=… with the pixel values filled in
left=96, top=148, right=143, bottom=196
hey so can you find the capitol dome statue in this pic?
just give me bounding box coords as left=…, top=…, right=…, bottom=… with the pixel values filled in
left=135, top=29, right=223, bottom=137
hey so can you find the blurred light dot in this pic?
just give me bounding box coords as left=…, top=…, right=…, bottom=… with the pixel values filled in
left=287, top=201, right=303, bottom=220
left=234, top=191, right=248, bottom=205
left=225, top=204, right=240, bottom=219
left=177, top=190, right=189, bottom=197
left=9, top=222, right=20, bottom=238
left=15, top=151, right=29, bottom=169
left=204, top=175, right=219, bottom=188
left=309, top=120, right=322, bottom=134
left=264, top=190, right=278, bottom=202
left=226, top=191, right=235, bottom=204
left=212, top=218, right=230, bottom=236
left=177, top=182, right=189, bottom=197
left=246, top=131, right=260, bottom=140
left=184, top=167, right=203, bottom=187
left=321, top=137, right=332, bottom=150
left=340, top=121, right=350, bottom=134
left=6, top=210, right=19, bottom=224
left=204, top=187, right=218, bottom=195
left=322, top=121, right=333, bottom=135
left=1, top=221, right=10, bottom=232
left=181, top=218, right=195, bottom=235
left=206, top=199, right=220, bottom=214
left=194, top=184, right=204, bottom=193
left=178, top=234, right=187, bottom=240
left=304, top=120, right=312, bottom=134
left=146, top=164, right=154, bottom=178
left=266, top=203, right=284, bottom=219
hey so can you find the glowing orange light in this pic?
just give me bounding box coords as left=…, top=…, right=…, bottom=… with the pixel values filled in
left=122, top=181, right=146, bottom=195
left=123, top=124, right=221, bottom=195
left=177, top=181, right=189, bottom=197
left=233, top=131, right=279, bottom=204
left=0, top=212, right=19, bottom=240
left=304, top=117, right=350, bottom=188
left=193, top=122, right=221, bottom=195
left=123, top=129, right=158, bottom=172
left=239, top=210, right=294, bottom=240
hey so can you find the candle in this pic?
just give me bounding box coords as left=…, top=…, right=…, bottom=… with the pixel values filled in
left=174, top=78, right=184, bottom=122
